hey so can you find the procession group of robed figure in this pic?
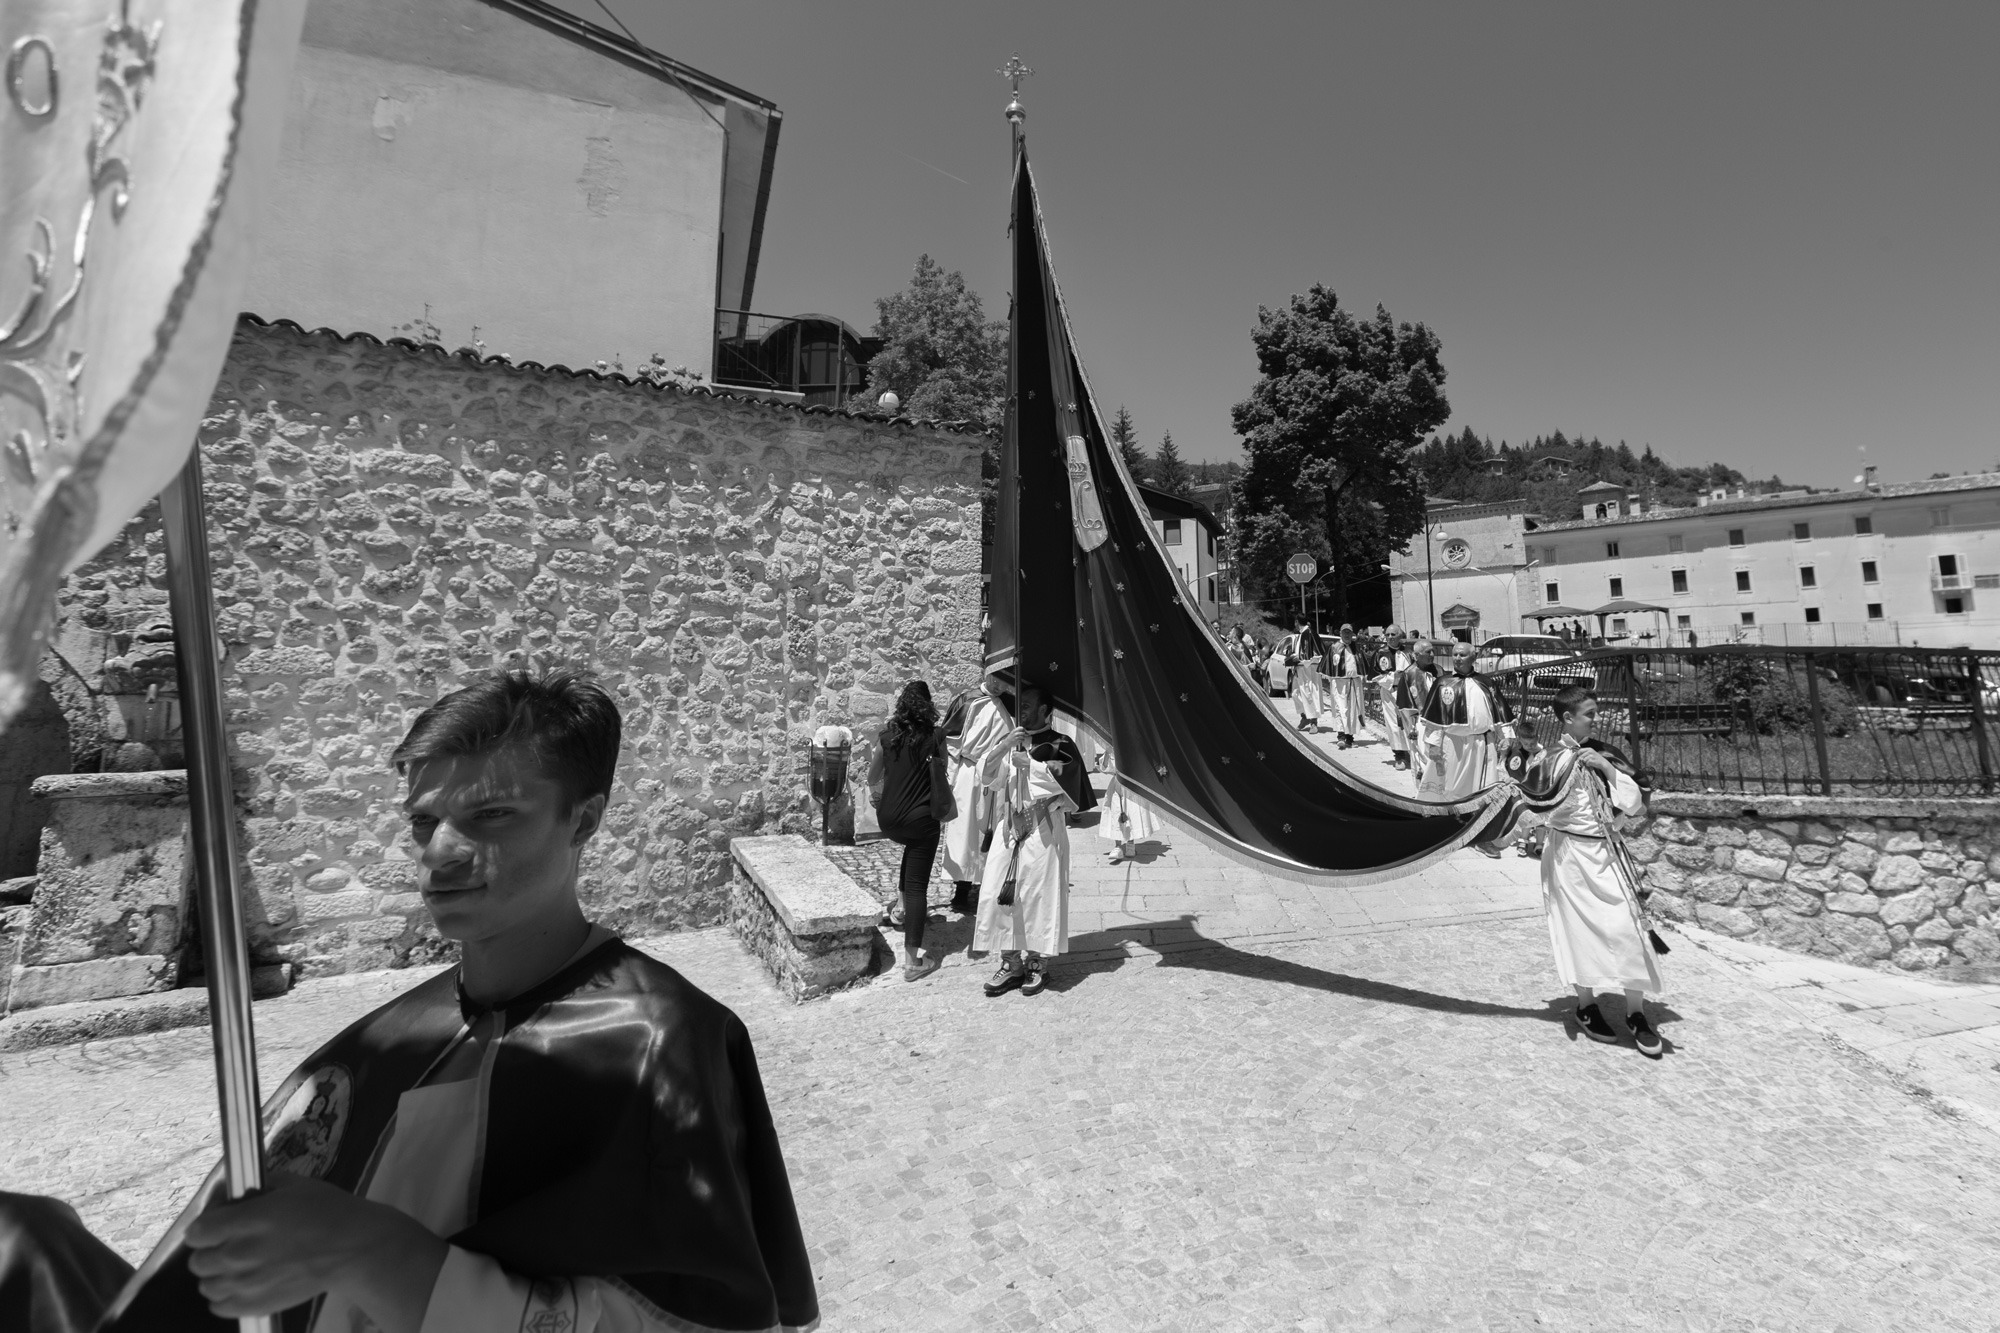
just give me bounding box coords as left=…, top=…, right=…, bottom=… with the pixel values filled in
left=0, top=640, right=1667, bottom=1330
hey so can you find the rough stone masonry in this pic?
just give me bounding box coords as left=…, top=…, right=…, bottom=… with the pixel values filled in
left=1628, top=793, right=2000, bottom=972
left=42, top=318, right=988, bottom=978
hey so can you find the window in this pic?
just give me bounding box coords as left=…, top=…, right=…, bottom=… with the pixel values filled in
left=1677, top=614, right=1691, bottom=629
left=1608, top=577, right=1624, bottom=598
left=1931, top=507, right=1952, bottom=528
left=1804, top=607, right=1821, bottom=623
left=1668, top=535, right=1685, bottom=554
left=1867, top=602, right=1884, bottom=620
left=1163, top=518, right=1182, bottom=544
left=1206, top=531, right=1215, bottom=557
left=1736, top=571, right=1752, bottom=593
left=1671, top=569, right=1689, bottom=594
left=1728, top=528, right=1745, bottom=547
left=1545, top=581, right=1560, bottom=603
left=1861, top=560, right=1879, bottom=584
left=1741, top=612, right=1757, bottom=626
left=1611, top=617, right=1628, bottom=634
left=1945, top=596, right=1966, bottom=616
left=1800, top=566, right=1817, bottom=589
left=1854, top=516, right=1873, bottom=535
left=1794, top=522, right=1810, bottom=541
left=1206, top=574, right=1217, bottom=603
left=1605, top=541, right=1620, bottom=559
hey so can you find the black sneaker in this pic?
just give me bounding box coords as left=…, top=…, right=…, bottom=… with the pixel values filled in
left=1628, top=1011, right=1664, bottom=1059
left=1576, top=1002, right=1620, bottom=1044
left=983, top=963, right=1026, bottom=997
left=1020, top=966, right=1049, bottom=996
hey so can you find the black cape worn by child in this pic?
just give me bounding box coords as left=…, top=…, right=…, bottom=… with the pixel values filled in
left=105, top=938, right=820, bottom=1332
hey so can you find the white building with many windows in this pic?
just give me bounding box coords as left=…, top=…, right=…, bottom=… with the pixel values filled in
left=1392, top=473, right=2000, bottom=649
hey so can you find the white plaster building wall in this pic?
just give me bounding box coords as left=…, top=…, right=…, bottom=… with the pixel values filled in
left=1390, top=506, right=1530, bottom=640
left=1531, top=483, right=2000, bottom=647
left=1148, top=515, right=1221, bottom=611
left=244, top=0, right=732, bottom=374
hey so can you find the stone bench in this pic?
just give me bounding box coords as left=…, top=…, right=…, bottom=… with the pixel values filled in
left=728, top=835, right=889, bottom=1001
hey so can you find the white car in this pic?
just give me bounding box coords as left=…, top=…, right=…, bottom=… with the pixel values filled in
left=1264, top=634, right=1305, bottom=695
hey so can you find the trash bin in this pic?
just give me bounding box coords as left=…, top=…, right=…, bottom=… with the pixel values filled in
left=809, top=725, right=854, bottom=845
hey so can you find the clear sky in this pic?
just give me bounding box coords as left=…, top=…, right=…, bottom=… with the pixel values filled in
left=562, top=1, right=1999, bottom=489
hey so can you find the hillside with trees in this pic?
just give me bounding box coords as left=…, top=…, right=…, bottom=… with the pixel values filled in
left=1413, top=428, right=1785, bottom=518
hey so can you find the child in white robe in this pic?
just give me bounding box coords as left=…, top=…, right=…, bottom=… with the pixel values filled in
left=1532, top=683, right=1666, bottom=1058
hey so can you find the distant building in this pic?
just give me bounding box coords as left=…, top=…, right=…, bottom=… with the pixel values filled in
left=1141, top=485, right=1223, bottom=614
left=1388, top=500, right=1539, bottom=642
left=246, top=0, right=780, bottom=375
left=1393, top=473, right=2000, bottom=648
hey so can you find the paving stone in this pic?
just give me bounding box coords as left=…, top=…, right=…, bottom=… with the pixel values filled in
left=6, top=737, right=2000, bottom=1329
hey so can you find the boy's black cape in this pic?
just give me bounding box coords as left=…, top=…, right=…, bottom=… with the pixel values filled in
left=106, top=939, right=819, bottom=1332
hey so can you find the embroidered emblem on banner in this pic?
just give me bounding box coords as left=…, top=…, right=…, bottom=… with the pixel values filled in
left=1064, top=435, right=1109, bottom=552
left=266, top=1065, right=353, bottom=1178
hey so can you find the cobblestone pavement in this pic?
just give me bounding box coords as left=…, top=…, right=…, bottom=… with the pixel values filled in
left=7, top=876, right=2000, bottom=1330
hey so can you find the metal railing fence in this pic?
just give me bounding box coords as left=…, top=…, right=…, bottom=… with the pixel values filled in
left=1480, top=645, right=2000, bottom=797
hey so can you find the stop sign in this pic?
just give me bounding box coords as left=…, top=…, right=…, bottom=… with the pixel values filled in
left=1285, top=552, right=1318, bottom=584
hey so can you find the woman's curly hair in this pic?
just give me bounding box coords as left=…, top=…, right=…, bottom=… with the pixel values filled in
left=883, top=680, right=937, bottom=753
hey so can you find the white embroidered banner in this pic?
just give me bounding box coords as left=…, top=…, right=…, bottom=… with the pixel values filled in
left=0, top=0, right=307, bottom=727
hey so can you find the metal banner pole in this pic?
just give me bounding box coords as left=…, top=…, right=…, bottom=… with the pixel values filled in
left=161, top=449, right=273, bottom=1333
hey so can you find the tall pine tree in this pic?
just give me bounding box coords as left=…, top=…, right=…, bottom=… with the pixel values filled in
left=1110, top=404, right=1149, bottom=482
left=1153, top=431, right=1192, bottom=497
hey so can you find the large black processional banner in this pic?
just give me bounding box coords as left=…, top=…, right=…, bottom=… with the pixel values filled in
left=985, top=151, right=1503, bottom=881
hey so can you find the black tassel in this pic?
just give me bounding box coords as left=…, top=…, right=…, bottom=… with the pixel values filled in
left=1649, top=928, right=1671, bottom=955
left=998, top=880, right=1017, bottom=907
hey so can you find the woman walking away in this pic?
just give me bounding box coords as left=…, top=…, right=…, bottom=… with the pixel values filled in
left=868, top=681, right=949, bottom=981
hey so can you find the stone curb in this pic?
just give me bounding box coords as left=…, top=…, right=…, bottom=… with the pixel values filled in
left=0, top=966, right=294, bottom=1053
left=0, top=988, right=212, bottom=1053
left=1650, top=792, right=2000, bottom=820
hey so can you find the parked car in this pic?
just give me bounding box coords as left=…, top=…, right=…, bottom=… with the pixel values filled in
left=1826, top=655, right=1993, bottom=710
left=1264, top=634, right=1298, bottom=695
left=1473, top=635, right=1574, bottom=675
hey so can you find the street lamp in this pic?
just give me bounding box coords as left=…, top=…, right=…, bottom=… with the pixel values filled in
left=1424, top=525, right=1448, bottom=639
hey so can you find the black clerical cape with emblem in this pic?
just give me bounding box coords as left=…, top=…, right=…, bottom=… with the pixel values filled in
left=105, top=940, right=819, bottom=1332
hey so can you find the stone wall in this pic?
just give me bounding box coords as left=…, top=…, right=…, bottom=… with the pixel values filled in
left=46, top=318, right=987, bottom=976
left=1628, top=793, right=2000, bottom=972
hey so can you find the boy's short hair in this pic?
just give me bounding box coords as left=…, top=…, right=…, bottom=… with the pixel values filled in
left=392, top=668, right=621, bottom=813
left=1553, top=682, right=1596, bottom=717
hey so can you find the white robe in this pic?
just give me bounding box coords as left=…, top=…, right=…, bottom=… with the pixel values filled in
left=973, top=752, right=1077, bottom=956
left=1096, top=770, right=1163, bottom=847
left=938, top=694, right=1013, bottom=883
left=1417, top=674, right=1513, bottom=801
left=1323, top=644, right=1368, bottom=736
left=1374, top=650, right=1412, bottom=752
left=1541, top=740, right=1663, bottom=994
left=1292, top=658, right=1324, bottom=720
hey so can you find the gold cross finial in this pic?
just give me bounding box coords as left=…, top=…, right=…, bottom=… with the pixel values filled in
left=999, top=55, right=1032, bottom=124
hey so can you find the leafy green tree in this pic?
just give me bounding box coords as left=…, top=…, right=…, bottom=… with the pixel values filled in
left=1230, top=286, right=1447, bottom=624
left=1152, top=431, right=1192, bottom=497
left=1110, top=405, right=1149, bottom=482
left=859, top=255, right=1006, bottom=427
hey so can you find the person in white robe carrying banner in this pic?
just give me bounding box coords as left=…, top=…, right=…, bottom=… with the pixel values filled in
left=974, top=683, right=1094, bottom=997
left=1493, top=683, right=1669, bottom=1058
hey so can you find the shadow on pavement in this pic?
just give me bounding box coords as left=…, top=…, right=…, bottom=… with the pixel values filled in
left=1046, top=914, right=1570, bottom=1024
